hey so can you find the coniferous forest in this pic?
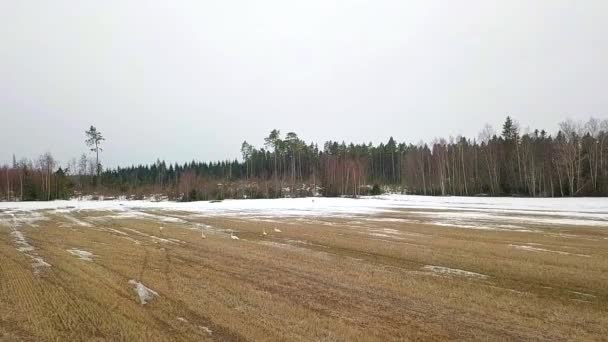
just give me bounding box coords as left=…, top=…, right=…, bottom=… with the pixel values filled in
left=2, top=117, right=608, bottom=201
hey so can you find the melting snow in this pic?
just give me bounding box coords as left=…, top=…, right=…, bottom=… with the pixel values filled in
left=258, top=241, right=297, bottom=250
left=0, top=195, right=607, bottom=229
left=128, top=280, right=159, bottom=305
left=570, top=291, right=596, bottom=298
left=105, top=228, right=128, bottom=236
left=31, top=256, right=51, bottom=272
left=369, top=232, right=394, bottom=238
left=422, top=265, right=489, bottom=279
left=121, top=236, right=141, bottom=245
left=62, top=215, right=92, bottom=227
left=509, top=244, right=591, bottom=257
left=150, top=235, right=179, bottom=244
left=11, top=230, right=35, bottom=252
left=67, top=248, right=95, bottom=261
left=7, top=218, right=51, bottom=274
left=99, top=211, right=187, bottom=224
left=0, top=212, right=48, bottom=228
left=122, top=228, right=178, bottom=244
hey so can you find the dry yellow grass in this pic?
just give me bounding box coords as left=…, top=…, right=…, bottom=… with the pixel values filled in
left=1, top=207, right=607, bottom=341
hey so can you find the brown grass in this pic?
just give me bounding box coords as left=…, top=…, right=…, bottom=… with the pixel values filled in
left=0, top=208, right=607, bottom=341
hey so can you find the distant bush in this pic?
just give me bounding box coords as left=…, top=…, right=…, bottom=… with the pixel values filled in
left=370, top=184, right=382, bottom=196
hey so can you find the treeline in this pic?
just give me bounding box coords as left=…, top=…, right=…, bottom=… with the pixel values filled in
left=1, top=117, right=608, bottom=201
left=240, top=117, right=608, bottom=197
left=1, top=153, right=72, bottom=201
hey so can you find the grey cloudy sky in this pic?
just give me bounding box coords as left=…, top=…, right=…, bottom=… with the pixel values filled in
left=1, top=1, right=606, bottom=167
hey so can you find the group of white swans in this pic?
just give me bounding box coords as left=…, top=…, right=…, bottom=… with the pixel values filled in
left=160, top=225, right=281, bottom=241
left=156, top=198, right=312, bottom=241
left=230, top=227, right=281, bottom=240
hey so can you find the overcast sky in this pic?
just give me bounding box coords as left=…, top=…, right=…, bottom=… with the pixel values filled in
left=1, top=1, right=606, bottom=167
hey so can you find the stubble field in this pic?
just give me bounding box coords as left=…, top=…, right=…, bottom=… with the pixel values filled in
left=1, top=196, right=607, bottom=341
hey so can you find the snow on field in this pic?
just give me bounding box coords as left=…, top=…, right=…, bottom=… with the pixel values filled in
left=0, top=195, right=607, bottom=228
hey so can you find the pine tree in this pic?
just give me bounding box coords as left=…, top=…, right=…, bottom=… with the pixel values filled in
left=85, top=126, right=105, bottom=180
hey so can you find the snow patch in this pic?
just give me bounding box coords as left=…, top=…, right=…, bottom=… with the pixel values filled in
left=258, top=241, right=297, bottom=250
left=570, top=291, right=596, bottom=298
left=365, top=217, right=417, bottom=223
left=200, top=326, right=213, bottom=335
left=62, top=215, right=92, bottom=227
left=31, top=256, right=51, bottom=272
left=101, top=211, right=188, bottom=224
left=422, top=265, right=489, bottom=279
left=0, top=211, right=48, bottom=228
left=11, top=230, right=34, bottom=252
left=67, top=248, right=95, bottom=261
left=128, top=280, right=158, bottom=305
left=428, top=219, right=539, bottom=232
left=509, top=244, right=591, bottom=257
left=7, top=219, right=51, bottom=274
left=150, top=235, right=180, bottom=244
left=121, top=236, right=141, bottom=245
left=369, top=232, right=394, bottom=238
left=105, top=227, right=128, bottom=236
left=122, top=228, right=178, bottom=244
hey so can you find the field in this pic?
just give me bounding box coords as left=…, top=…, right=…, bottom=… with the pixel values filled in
left=1, top=195, right=607, bottom=341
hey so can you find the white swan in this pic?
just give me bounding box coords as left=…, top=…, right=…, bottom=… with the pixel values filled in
left=274, top=227, right=282, bottom=233
left=230, top=232, right=239, bottom=240
left=262, top=229, right=267, bottom=236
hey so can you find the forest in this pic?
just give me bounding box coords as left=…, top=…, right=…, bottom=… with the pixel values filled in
left=2, top=117, right=608, bottom=201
